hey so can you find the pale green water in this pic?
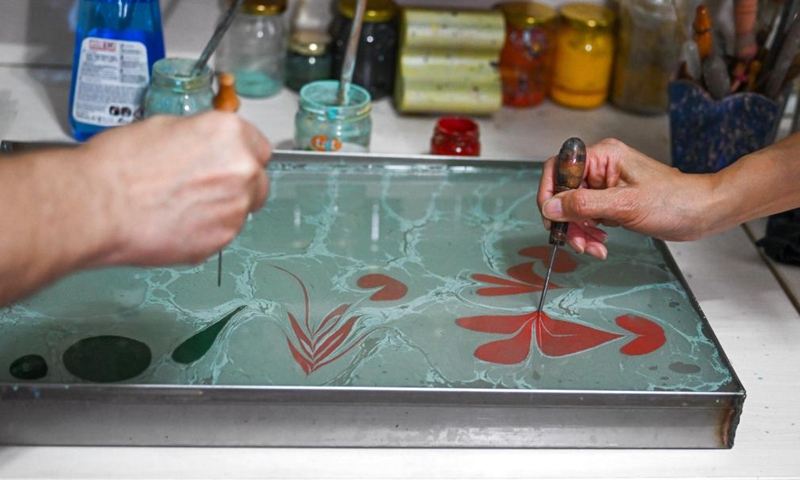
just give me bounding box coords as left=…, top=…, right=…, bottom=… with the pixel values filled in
left=0, top=159, right=739, bottom=393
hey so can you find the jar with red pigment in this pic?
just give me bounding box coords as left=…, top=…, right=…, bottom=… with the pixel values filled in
left=430, top=117, right=480, bottom=156
left=494, top=1, right=557, bottom=108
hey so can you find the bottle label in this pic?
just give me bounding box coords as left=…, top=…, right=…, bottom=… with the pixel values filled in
left=71, top=38, right=150, bottom=127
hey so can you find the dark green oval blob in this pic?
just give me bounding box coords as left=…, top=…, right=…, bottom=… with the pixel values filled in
left=63, top=335, right=152, bottom=382
left=9, top=354, right=48, bottom=380
left=171, top=305, right=246, bottom=364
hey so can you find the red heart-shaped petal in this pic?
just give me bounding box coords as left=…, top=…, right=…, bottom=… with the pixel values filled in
left=357, top=274, right=408, bottom=301
left=535, top=312, right=623, bottom=357
left=616, top=315, right=666, bottom=356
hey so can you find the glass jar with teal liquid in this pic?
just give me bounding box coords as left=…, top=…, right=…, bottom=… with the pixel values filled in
left=143, top=58, right=214, bottom=117
left=294, top=80, right=372, bottom=152
left=215, top=0, right=288, bottom=98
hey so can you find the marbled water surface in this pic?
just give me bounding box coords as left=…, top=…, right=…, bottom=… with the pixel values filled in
left=0, top=159, right=739, bottom=393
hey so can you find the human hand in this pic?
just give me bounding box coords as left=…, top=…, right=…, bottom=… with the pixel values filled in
left=81, top=111, right=271, bottom=267
left=537, top=138, right=714, bottom=260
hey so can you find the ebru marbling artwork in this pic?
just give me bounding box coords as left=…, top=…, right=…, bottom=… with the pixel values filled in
left=0, top=159, right=740, bottom=394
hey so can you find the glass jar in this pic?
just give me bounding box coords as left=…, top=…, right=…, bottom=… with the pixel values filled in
left=215, top=0, right=288, bottom=98
left=550, top=3, right=616, bottom=109
left=430, top=117, right=481, bottom=156
left=143, top=58, right=214, bottom=117
left=494, top=1, right=557, bottom=108
left=294, top=80, right=372, bottom=152
left=286, top=30, right=333, bottom=92
left=612, top=0, right=682, bottom=114
left=330, top=0, right=399, bottom=101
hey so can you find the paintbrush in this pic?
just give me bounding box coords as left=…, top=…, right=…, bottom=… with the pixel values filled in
left=337, top=0, right=368, bottom=105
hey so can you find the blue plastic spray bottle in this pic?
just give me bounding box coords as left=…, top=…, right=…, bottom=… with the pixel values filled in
left=68, top=0, right=165, bottom=141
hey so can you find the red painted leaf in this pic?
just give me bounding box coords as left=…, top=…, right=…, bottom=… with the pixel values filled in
left=535, top=312, right=623, bottom=357
left=519, top=246, right=578, bottom=273
left=357, top=273, right=408, bottom=301
left=456, top=313, right=533, bottom=334
left=287, top=312, right=312, bottom=353
left=286, top=338, right=312, bottom=374
left=316, top=316, right=360, bottom=362
left=315, top=331, right=372, bottom=371
left=474, top=322, right=533, bottom=364
left=314, top=303, right=350, bottom=338
left=616, top=315, right=666, bottom=355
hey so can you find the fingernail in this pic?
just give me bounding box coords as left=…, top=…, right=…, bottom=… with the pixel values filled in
left=543, top=198, right=562, bottom=219
left=586, top=244, right=607, bottom=260
left=573, top=237, right=586, bottom=255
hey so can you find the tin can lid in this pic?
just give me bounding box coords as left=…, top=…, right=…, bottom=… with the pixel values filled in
left=289, top=30, right=332, bottom=56
left=337, top=0, right=398, bottom=23
left=559, top=3, right=615, bottom=29
left=234, top=0, right=287, bottom=16
left=494, top=2, right=557, bottom=28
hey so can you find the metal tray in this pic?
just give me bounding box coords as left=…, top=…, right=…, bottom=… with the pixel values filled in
left=0, top=149, right=745, bottom=448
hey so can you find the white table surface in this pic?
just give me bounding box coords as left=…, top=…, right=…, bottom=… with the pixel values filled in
left=1, top=65, right=799, bottom=480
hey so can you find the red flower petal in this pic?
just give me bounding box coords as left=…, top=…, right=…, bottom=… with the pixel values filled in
left=535, top=312, right=623, bottom=357
left=507, top=262, right=560, bottom=290
left=472, top=273, right=536, bottom=296
left=616, top=315, right=666, bottom=356
left=457, top=313, right=534, bottom=334
left=474, top=322, right=533, bottom=364
left=357, top=274, right=408, bottom=301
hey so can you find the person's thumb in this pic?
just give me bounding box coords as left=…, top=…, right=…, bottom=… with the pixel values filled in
left=542, top=189, right=615, bottom=223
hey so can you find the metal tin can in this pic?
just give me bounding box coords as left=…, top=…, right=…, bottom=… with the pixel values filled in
left=550, top=3, right=616, bottom=109
left=294, top=80, right=372, bottom=152
left=330, top=0, right=399, bottom=100
left=143, top=58, right=214, bottom=117
left=494, top=1, right=557, bottom=107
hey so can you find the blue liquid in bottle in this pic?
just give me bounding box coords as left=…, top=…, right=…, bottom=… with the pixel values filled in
left=68, top=0, right=165, bottom=141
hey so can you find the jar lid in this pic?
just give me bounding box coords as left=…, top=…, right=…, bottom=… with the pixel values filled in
left=337, top=0, right=398, bottom=23
left=494, top=2, right=557, bottom=28
left=289, top=30, right=332, bottom=56
left=559, top=3, right=615, bottom=29
left=234, top=0, right=287, bottom=16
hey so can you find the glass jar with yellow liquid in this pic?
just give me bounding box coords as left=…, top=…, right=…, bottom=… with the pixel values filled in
left=550, top=3, right=616, bottom=109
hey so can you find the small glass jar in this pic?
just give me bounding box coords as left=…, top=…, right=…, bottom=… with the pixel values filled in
left=612, top=0, right=682, bottom=114
left=286, top=30, right=333, bottom=92
left=494, top=1, right=557, bottom=108
left=215, top=0, right=288, bottom=98
left=143, top=58, right=214, bottom=117
left=330, top=0, right=399, bottom=100
left=294, top=80, right=372, bottom=152
left=430, top=117, right=481, bottom=156
left=550, top=3, right=616, bottom=109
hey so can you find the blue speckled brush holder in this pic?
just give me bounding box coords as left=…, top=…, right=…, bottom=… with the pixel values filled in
left=668, top=80, right=781, bottom=173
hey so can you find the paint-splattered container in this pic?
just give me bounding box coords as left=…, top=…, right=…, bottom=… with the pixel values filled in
left=294, top=80, right=372, bottom=153
left=668, top=80, right=781, bottom=173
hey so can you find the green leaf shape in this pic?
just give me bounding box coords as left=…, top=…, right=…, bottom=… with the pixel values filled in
left=171, top=305, right=246, bottom=364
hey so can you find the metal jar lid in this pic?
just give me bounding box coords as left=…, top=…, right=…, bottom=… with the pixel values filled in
left=337, top=0, right=398, bottom=23
left=235, top=0, right=287, bottom=16
left=289, top=30, right=332, bottom=56
left=494, top=1, right=557, bottom=29
left=559, top=3, right=615, bottom=29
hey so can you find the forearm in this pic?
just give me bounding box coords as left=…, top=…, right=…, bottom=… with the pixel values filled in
left=0, top=148, right=120, bottom=305
left=709, top=132, right=800, bottom=234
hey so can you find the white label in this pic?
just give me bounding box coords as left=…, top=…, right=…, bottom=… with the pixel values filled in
left=72, top=38, right=150, bottom=127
